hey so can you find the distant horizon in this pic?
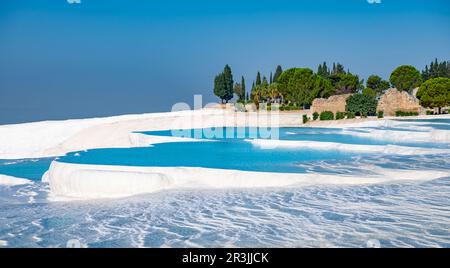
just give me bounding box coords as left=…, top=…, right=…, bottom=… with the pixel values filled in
left=1, top=0, right=449, bottom=124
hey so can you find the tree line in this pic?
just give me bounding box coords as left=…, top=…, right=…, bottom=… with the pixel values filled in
left=213, top=58, right=450, bottom=113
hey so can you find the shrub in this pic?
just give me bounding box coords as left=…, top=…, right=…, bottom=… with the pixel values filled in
left=313, top=112, right=319, bottom=121
left=377, top=111, right=384, bottom=118
left=302, top=114, right=309, bottom=124
left=361, top=112, right=368, bottom=118
left=395, top=111, right=419, bottom=117
left=320, top=111, right=334, bottom=121
left=280, top=104, right=292, bottom=111
left=281, top=103, right=300, bottom=111
left=336, top=112, right=346, bottom=120
left=426, top=110, right=434, bottom=115
left=346, top=111, right=356, bottom=119
left=346, top=94, right=378, bottom=116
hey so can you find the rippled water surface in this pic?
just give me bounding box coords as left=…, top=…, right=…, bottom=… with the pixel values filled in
left=1, top=174, right=449, bottom=248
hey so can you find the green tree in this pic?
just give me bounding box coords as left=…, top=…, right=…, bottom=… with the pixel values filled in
left=318, top=64, right=323, bottom=77
left=251, top=85, right=264, bottom=109
left=214, top=73, right=226, bottom=103
left=416, top=77, right=450, bottom=114
left=267, top=83, right=281, bottom=103
left=366, top=75, right=390, bottom=96
left=277, top=68, right=317, bottom=107
left=251, top=82, right=255, bottom=100
left=276, top=68, right=296, bottom=103
left=233, top=83, right=243, bottom=101
left=362, top=87, right=377, bottom=98
left=262, top=76, right=269, bottom=87
left=332, top=63, right=346, bottom=75
left=213, top=65, right=234, bottom=103
left=256, top=72, right=262, bottom=86
left=273, top=65, right=283, bottom=83
left=346, top=94, right=378, bottom=116
left=311, top=75, right=335, bottom=99
left=223, top=65, right=234, bottom=101
left=422, top=59, right=450, bottom=81
left=334, top=73, right=363, bottom=95
left=241, top=76, right=246, bottom=101
left=317, top=62, right=330, bottom=77
left=389, top=65, right=422, bottom=93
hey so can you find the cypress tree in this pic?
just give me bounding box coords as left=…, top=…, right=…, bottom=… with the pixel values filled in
left=270, top=72, right=273, bottom=84
left=433, top=58, right=439, bottom=77
left=423, top=65, right=430, bottom=81
left=256, top=72, right=262, bottom=86
left=331, top=63, right=345, bottom=75
left=273, top=65, right=283, bottom=83
left=251, top=82, right=255, bottom=100
left=318, top=62, right=330, bottom=77
left=241, top=76, right=246, bottom=101
left=223, top=65, right=234, bottom=103
left=214, top=65, right=234, bottom=103
left=422, top=59, right=450, bottom=81
left=262, top=76, right=268, bottom=87
left=214, top=73, right=226, bottom=103
left=323, top=62, right=329, bottom=76
left=336, top=63, right=345, bottom=74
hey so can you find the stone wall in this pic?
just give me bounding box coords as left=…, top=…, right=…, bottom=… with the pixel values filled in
left=377, top=88, right=422, bottom=116
left=311, top=94, right=352, bottom=115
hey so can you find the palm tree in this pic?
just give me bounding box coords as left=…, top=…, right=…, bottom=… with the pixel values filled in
left=267, top=83, right=280, bottom=103
left=252, top=86, right=262, bottom=110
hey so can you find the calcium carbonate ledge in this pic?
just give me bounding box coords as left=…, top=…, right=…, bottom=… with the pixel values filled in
left=43, top=160, right=450, bottom=201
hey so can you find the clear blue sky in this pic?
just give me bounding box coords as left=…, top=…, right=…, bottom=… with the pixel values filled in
left=0, top=0, right=449, bottom=124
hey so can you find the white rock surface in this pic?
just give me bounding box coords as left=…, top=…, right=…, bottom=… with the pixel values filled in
left=0, top=175, right=32, bottom=186
left=46, top=161, right=449, bottom=201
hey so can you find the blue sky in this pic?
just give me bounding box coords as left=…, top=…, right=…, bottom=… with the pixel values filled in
left=0, top=0, right=449, bottom=124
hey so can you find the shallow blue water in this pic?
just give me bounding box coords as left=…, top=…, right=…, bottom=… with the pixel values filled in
left=57, top=126, right=450, bottom=173
left=141, top=127, right=393, bottom=145
left=0, top=158, right=54, bottom=181
left=59, top=141, right=358, bottom=173
left=141, top=127, right=450, bottom=148
left=0, top=119, right=449, bottom=248
left=395, top=118, right=450, bottom=124
left=394, top=119, right=450, bottom=130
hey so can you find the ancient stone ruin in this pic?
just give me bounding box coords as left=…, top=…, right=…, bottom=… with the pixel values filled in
left=377, top=88, right=422, bottom=116
left=311, top=94, right=352, bottom=115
